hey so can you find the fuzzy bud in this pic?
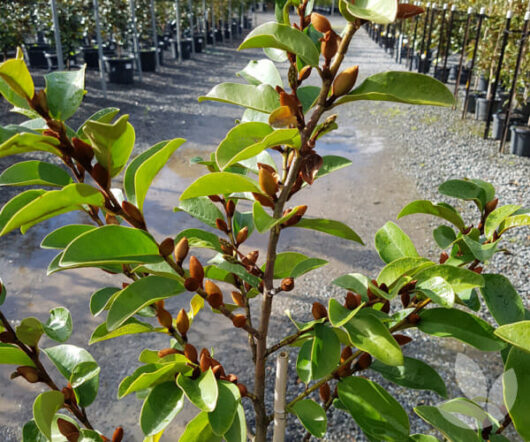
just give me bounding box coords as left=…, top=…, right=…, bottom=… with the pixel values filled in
left=231, top=291, right=246, bottom=307
left=227, top=373, right=238, bottom=383
left=400, top=292, right=410, bottom=308
left=205, top=281, right=224, bottom=308
left=176, top=308, right=190, bottom=336
left=298, top=65, right=312, bottom=82
left=216, top=218, right=229, bottom=233
left=393, top=334, right=413, bottom=346
left=356, top=352, right=372, bottom=370
left=122, top=201, right=145, bottom=228
left=174, top=237, right=189, bottom=264
left=345, top=292, right=361, bottom=310
left=225, top=200, right=235, bottom=217
left=208, top=195, right=223, bottom=203
left=200, top=352, right=212, bottom=372
left=311, top=12, right=332, bottom=33
left=232, top=314, right=247, bottom=328
left=380, top=300, right=390, bottom=314
left=407, top=313, right=421, bottom=324
left=158, top=237, right=175, bottom=257
left=184, top=278, right=200, bottom=292
left=485, top=198, right=499, bottom=214
left=14, top=366, right=40, bottom=383
left=439, top=251, right=449, bottom=264
left=57, top=418, right=79, bottom=442
left=92, top=163, right=109, bottom=190
left=213, top=364, right=226, bottom=379
left=311, top=302, right=328, bottom=320
left=321, top=30, right=340, bottom=64
left=258, top=166, right=279, bottom=197
left=158, top=348, right=181, bottom=358
left=184, top=344, right=198, bottom=363
left=341, top=346, right=353, bottom=363
left=252, top=192, right=275, bottom=208
left=189, top=256, right=204, bottom=285
left=157, top=308, right=173, bottom=329
left=319, top=382, right=331, bottom=403
left=280, top=278, right=295, bottom=292
left=236, top=226, right=249, bottom=245
left=112, top=427, right=124, bottom=442
left=237, top=383, right=248, bottom=397
left=72, top=137, right=94, bottom=168
left=332, top=66, right=359, bottom=97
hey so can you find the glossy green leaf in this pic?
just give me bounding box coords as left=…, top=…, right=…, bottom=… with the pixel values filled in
left=107, top=276, right=184, bottom=330
left=328, top=298, right=364, bottom=327
left=209, top=254, right=261, bottom=287
left=295, top=218, right=363, bottom=244
left=239, top=22, right=320, bottom=67
left=89, top=318, right=155, bottom=344
left=438, top=179, right=487, bottom=211
left=398, top=200, right=466, bottom=232
left=416, top=277, right=455, bottom=308
left=297, top=86, right=320, bottom=113
left=33, top=391, right=64, bottom=440
left=504, top=348, right=530, bottom=440
left=480, top=274, right=524, bottom=325
left=253, top=201, right=304, bottom=233
left=208, top=381, right=240, bottom=435
left=124, top=138, right=185, bottom=211
left=45, top=67, right=86, bottom=121
left=78, top=429, right=103, bottom=441
left=70, top=361, right=100, bottom=389
left=41, top=224, right=96, bottom=250
left=89, top=287, right=120, bottom=316
left=176, top=197, right=225, bottom=229
left=414, top=264, right=484, bottom=294
left=408, top=434, right=440, bottom=442
left=140, top=382, right=184, bottom=436
left=43, top=307, right=72, bottom=342
left=0, top=183, right=104, bottom=236
left=291, top=399, right=327, bottom=438
left=498, top=212, right=530, bottom=235
left=335, top=72, right=454, bottom=107
left=0, top=190, right=44, bottom=232
left=76, top=107, right=120, bottom=135
left=484, top=205, right=520, bottom=240
left=375, top=221, right=418, bottom=264
left=333, top=273, right=389, bottom=300
left=0, top=56, right=34, bottom=100
left=311, top=324, right=340, bottom=379
left=418, top=308, right=506, bottom=351
left=119, top=362, right=187, bottom=398
left=371, top=357, right=447, bottom=397
left=237, top=59, right=283, bottom=87
left=433, top=225, right=457, bottom=249
left=22, top=419, right=47, bottom=442
left=290, top=257, right=328, bottom=279
left=271, top=252, right=308, bottom=279
left=343, top=309, right=403, bottom=366
left=0, top=132, right=61, bottom=159
left=179, top=412, right=221, bottom=442
left=495, top=321, right=530, bottom=353
left=338, top=376, right=410, bottom=440
left=0, top=160, right=72, bottom=187
left=175, top=228, right=222, bottom=253
left=316, top=155, right=352, bottom=179
left=296, top=340, right=313, bottom=383
left=225, top=404, right=247, bottom=442
left=0, top=343, right=36, bottom=366
left=16, top=317, right=44, bottom=347
left=83, top=114, right=135, bottom=177
left=180, top=172, right=262, bottom=200
left=414, top=405, right=480, bottom=442
left=61, top=225, right=162, bottom=267
left=198, top=82, right=280, bottom=113
left=339, top=0, right=397, bottom=24
left=377, top=257, right=432, bottom=287
left=44, top=344, right=99, bottom=407
left=176, top=369, right=219, bottom=412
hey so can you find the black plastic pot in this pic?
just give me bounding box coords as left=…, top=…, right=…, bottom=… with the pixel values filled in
left=140, top=49, right=157, bottom=72
left=83, top=47, right=100, bottom=68
left=477, top=75, right=488, bottom=92
left=434, top=67, right=449, bottom=83
left=27, top=44, right=51, bottom=68
left=158, top=42, right=165, bottom=65
left=475, top=97, right=501, bottom=121
left=193, top=34, right=203, bottom=53
left=492, top=113, right=526, bottom=140
left=459, top=68, right=470, bottom=85
left=510, top=126, right=530, bottom=157
left=104, top=56, right=134, bottom=84
left=465, top=92, right=485, bottom=114
left=448, top=65, right=457, bottom=81
left=171, top=39, right=191, bottom=60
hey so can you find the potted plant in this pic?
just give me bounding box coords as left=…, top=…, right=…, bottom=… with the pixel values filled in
left=0, top=1, right=31, bottom=62
left=135, top=0, right=159, bottom=71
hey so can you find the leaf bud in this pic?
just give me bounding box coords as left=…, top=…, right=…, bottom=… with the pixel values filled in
left=236, top=226, right=249, bottom=245
left=216, top=218, right=229, bottom=233
left=225, top=200, right=236, bottom=218
left=280, top=278, right=295, bottom=292
left=72, top=137, right=95, bottom=168
left=105, top=214, right=120, bottom=225
left=57, top=418, right=79, bottom=441
left=15, top=366, right=40, bottom=383
left=237, top=383, right=248, bottom=397
left=158, top=237, right=175, bottom=257
left=380, top=300, right=390, bottom=314
left=319, top=382, right=331, bottom=403
left=321, top=30, right=340, bottom=64
left=205, top=281, right=224, bottom=308
left=400, top=292, right=410, bottom=308
left=485, top=198, right=499, bottom=214
left=252, top=192, right=275, bottom=208
left=298, top=65, right=312, bottom=83
left=31, top=89, right=49, bottom=117
left=231, top=291, right=246, bottom=307
left=208, top=195, right=223, bottom=203
left=232, top=314, right=247, bottom=328
left=158, top=348, right=182, bottom=358
left=407, top=313, right=421, bottom=324
left=176, top=308, right=190, bottom=336
left=189, top=256, right=204, bottom=285
left=92, top=163, right=109, bottom=190
left=112, top=426, right=124, bottom=442
left=341, top=346, right=353, bottom=363
left=356, top=352, right=372, bottom=370
left=472, top=266, right=483, bottom=274
left=157, top=308, right=173, bottom=329
left=396, top=3, right=425, bottom=19
left=393, top=334, right=413, bottom=346
left=311, top=302, right=328, bottom=320
left=439, top=251, right=449, bottom=264
left=122, top=201, right=145, bottom=227
left=311, top=12, right=332, bottom=33
left=184, top=343, right=198, bottom=363
left=258, top=166, right=279, bottom=197
left=174, top=237, right=189, bottom=264
left=62, top=384, right=77, bottom=405
left=227, top=374, right=238, bottom=383
left=200, top=352, right=212, bottom=372
left=345, top=292, right=362, bottom=310
left=332, top=66, right=359, bottom=97
left=212, top=364, right=226, bottom=379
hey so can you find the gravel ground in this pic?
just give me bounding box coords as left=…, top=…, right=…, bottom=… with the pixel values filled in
left=0, top=11, right=528, bottom=442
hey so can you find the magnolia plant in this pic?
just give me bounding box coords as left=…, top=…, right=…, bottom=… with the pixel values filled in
left=1, top=0, right=530, bottom=441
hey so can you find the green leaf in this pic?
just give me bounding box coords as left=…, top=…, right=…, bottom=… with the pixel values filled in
left=0, top=343, right=36, bottom=366
left=76, top=107, right=120, bottom=135
left=339, top=0, right=397, bottom=24
left=70, top=361, right=100, bottom=389
left=180, top=172, right=262, bottom=200
left=416, top=277, right=455, bottom=308
left=78, top=429, right=103, bottom=441
left=253, top=202, right=305, bottom=233
left=316, top=155, right=352, bottom=179
left=333, top=273, right=389, bottom=300
left=338, top=376, right=410, bottom=440
left=0, top=132, right=61, bottom=159
left=375, top=221, right=418, bottom=264
left=44, top=344, right=99, bottom=407
left=43, top=307, right=72, bottom=342
left=408, top=434, right=440, bottom=442
left=438, top=179, right=487, bottom=211
left=237, top=59, right=283, bottom=87
left=498, top=212, right=530, bottom=235
left=311, top=324, right=340, bottom=380
left=271, top=252, right=308, bottom=279
left=371, top=357, right=447, bottom=397
left=484, top=205, right=521, bottom=240
left=83, top=114, right=135, bottom=177
left=198, top=83, right=280, bottom=113
left=414, top=405, right=480, bottom=442
left=176, top=370, right=219, bottom=412
left=119, top=362, right=187, bottom=398
left=295, top=218, right=364, bottom=244
left=61, top=225, right=162, bottom=267
left=297, top=86, right=321, bottom=113
left=33, top=391, right=64, bottom=440
left=89, top=287, right=120, bottom=316
left=89, top=318, right=155, bottom=344
left=0, top=276, right=5, bottom=305
left=179, top=412, right=222, bottom=442
left=0, top=189, right=44, bottom=232
left=107, top=276, right=184, bottom=331
left=0, top=56, right=34, bottom=100
left=296, top=340, right=313, bottom=383
left=291, top=399, right=327, bottom=438
left=335, top=72, right=454, bottom=107
left=124, top=138, right=185, bottom=211
left=176, top=197, right=225, bottom=229
left=433, top=225, right=456, bottom=249
left=504, top=348, right=530, bottom=440
left=0, top=183, right=104, bottom=236
left=175, top=228, right=222, bottom=253
left=0, top=160, right=72, bottom=187
left=328, top=298, right=364, bottom=327
left=377, top=257, right=433, bottom=287
left=41, top=224, right=96, bottom=249
left=22, top=420, right=47, bottom=442
left=225, top=404, right=247, bottom=442
left=16, top=317, right=44, bottom=347
left=495, top=321, right=530, bottom=353
left=290, top=257, right=328, bottom=279
left=209, top=254, right=261, bottom=287
left=480, top=274, right=524, bottom=325
left=239, top=22, right=320, bottom=67
left=418, top=308, right=506, bottom=351
left=140, top=382, right=184, bottom=436
left=414, top=264, right=484, bottom=293
left=45, top=67, right=86, bottom=121
left=398, top=200, right=466, bottom=232
left=342, top=309, right=403, bottom=366
left=208, top=381, right=240, bottom=436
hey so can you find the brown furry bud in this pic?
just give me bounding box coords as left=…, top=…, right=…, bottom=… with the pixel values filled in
left=400, top=292, right=410, bottom=308
left=205, top=281, right=224, bottom=308
left=189, top=256, right=204, bottom=285
left=105, top=214, right=119, bottom=225
left=407, top=313, right=421, bottom=324
left=226, top=200, right=235, bottom=217
left=356, top=352, right=372, bottom=370
left=236, top=227, right=249, bottom=245
left=92, top=163, right=109, bottom=189
left=227, top=374, right=238, bottom=383
left=61, top=384, right=76, bottom=405
left=252, top=192, right=275, bottom=208
left=380, top=300, right=390, bottom=314
left=439, top=251, right=449, bottom=264
left=345, top=292, right=362, bottom=310
left=216, top=218, right=229, bottom=233
left=232, top=314, right=247, bottom=328
left=212, top=364, right=226, bottom=379
left=472, top=266, right=483, bottom=274
left=280, top=278, right=295, bottom=292
left=184, top=344, right=198, bottom=363
left=112, top=426, right=124, bottom=442
left=158, top=348, right=181, bottom=358
left=311, top=302, right=328, bottom=320
left=57, top=418, right=79, bottom=442
left=311, top=12, right=332, bottom=33
left=174, top=237, right=189, bottom=264
left=31, top=89, right=49, bottom=117
left=231, top=291, right=246, bottom=307
left=397, top=3, right=425, bottom=19
left=485, top=198, right=499, bottom=214
left=279, top=92, right=300, bottom=117
left=176, top=309, right=189, bottom=336
left=321, top=31, right=340, bottom=63
left=341, top=346, right=353, bottom=363
left=16, top=366, right=40, bottom=383
left=298, top=66, right=312, bottom=83
left=159, top=237, right=174, bottom=257
left=246, top=250, right=259, bottom=265
left=237, top=383, right=248, bottom=397
left=72, top=137, right=94, bottom=167
left=393, top=334, right=413, bottom=346
left=208, top=195, right=223, bottom=203
left=282, top=205, right=308, bottom=227
left=259, top=166, right=279, bottom=197
left=332, top=66, right=359, bottom=97
left=122, top=201, right=145, bottom=227
left=157, top=308, right=173, bottom=329
left=319, top=382, right=331, bottom=403
left=200, top=352, right=212, bottom=372
left=184, top=278, right=200, bottom=292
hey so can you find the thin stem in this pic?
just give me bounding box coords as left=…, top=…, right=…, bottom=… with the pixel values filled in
left=266, top=326, right=315, bottom=357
